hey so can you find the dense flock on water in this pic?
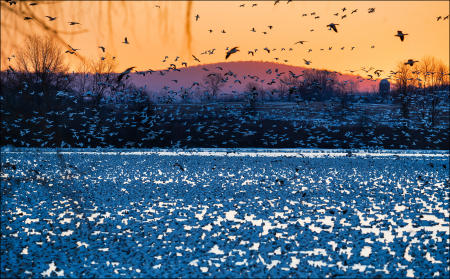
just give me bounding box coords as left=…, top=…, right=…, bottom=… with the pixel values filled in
left=1, top=1, right=449, bottom=278
left=1, top=149, right=449, bottom=277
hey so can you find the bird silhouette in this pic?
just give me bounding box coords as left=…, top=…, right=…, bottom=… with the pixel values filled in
left=195, top=14, right=200, bottom=21
left=118, top=67, right=135, bottom=82
left=68, top=21, right=80, bottom=25
left=192, top=55, right=201, bottom=62
left=122, top=37, right=129, bottom=44
left=24, top=17, right=33, bottom=20
left=405, top=59, right=419, bottom=66
left=225, top=47, right=239, bottom=59
left=395, top=30, right=408, bottom=41
left=327, top=23, right=339, bottom=32
left=45, top=16, right=56, bottom=21
left=303, top=59, right=312, bottom=65
left=99, top=46, right=106, bottom=52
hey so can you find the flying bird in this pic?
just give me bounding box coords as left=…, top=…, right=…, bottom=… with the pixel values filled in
left=327, top=23, right=339, bottom=32
left=24, top=17, right=33, bottom=20
left=395, top=30, right=408, bottom=41
left=405, top=59, right=419, bottom=66
left=45, top=16, right=56, bottom=21
left=368, top=8, right=375, bottom=13
left=195, top=14, right=200, bottom=21
left=192, top=55, right=201, bottom=62
left=118, top=67, right=135, bottom=82
left=68, top=21, right=80, bottom=25
left=303, top=59, right=312, bottom=65
left=225, top=47, right=239, bottom=59
left=99, top=46, right=105, bottom=52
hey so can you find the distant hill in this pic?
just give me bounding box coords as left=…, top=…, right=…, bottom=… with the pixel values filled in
left=128, top=61, right=380, bottom=95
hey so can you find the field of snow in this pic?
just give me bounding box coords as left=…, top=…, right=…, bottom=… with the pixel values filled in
left=1, top=148, right=449, bottom=277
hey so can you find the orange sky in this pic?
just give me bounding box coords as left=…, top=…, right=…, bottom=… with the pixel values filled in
left=1, top=1, right=449, bottom=78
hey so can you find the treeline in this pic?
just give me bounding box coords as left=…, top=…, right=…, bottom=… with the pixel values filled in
left=1, top=35, right=449, bottom=149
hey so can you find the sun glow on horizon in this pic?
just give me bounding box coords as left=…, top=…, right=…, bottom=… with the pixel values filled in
left=1, top=1, right=449, bottom=79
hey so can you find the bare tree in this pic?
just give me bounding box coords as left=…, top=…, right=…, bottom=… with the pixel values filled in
left=14, top=34, right=69, bottom=96
left=202, top=72, right=225, bottom=101
left=301, top=69, right=338, bottom=100
left=393, top=62, right=414, bottom=118
left=90, top=56, right=118, bottom=105
left=245, top=81, right=264, bottom=105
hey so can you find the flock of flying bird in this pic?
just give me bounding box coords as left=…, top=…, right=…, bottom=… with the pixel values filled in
left=5, top=0, right=450, bottom=87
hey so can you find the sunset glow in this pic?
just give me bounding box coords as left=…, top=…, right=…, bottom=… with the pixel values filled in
left=1, top=1, right=449, bottom=77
